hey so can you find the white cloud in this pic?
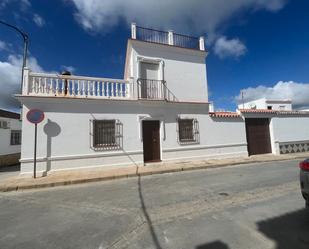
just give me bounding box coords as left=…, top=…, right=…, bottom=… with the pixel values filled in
left=61, top=65, right=76, bottom=73
left=20, top=0, right=31, bottom=9
left=0, top=40, right=7, bottom=51
left=0, top=54, right=45, bottom=111
left=214, top=36, right=247, bottom=58
left=236, top=81, right=309, bottom=110
left=33, top=13, right=45, bottom=27
left=68, top=0, right=286, bottom=37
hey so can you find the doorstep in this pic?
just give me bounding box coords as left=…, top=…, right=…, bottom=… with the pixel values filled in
left=0, top=152, right=308, bottom=192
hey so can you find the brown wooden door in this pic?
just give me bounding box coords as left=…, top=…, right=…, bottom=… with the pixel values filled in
left=245, top=118, right=272, bottom=155
left=142, top=121, right=161, bottom=163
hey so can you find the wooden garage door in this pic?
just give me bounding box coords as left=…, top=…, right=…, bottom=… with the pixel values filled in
left=245, top=118, right=272, bottom=155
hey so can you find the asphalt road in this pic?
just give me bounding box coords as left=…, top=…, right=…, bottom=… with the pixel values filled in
left=0, top=160, right=308, bottom=249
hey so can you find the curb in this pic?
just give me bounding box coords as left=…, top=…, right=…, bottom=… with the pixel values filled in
left=0, top=155, right=307, bottom=192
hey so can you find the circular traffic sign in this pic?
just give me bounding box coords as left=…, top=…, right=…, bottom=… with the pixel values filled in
left=26, top=109, right=45, bottom=124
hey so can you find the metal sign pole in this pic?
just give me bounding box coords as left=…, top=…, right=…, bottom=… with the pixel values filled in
left=34, top=123, right=37, bottom=178
left=26, top=109, right=44, bottom=179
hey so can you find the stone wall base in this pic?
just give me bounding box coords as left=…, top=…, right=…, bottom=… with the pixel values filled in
left=0, top=153, right=20, bottom=167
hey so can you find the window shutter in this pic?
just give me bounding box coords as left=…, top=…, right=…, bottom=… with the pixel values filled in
left=89, top=119, right=94, bottom=148
left=115, top=119, right=123, bottom=149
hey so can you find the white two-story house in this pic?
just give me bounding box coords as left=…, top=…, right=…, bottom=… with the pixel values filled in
left=17, top=24, right=248, bottom=176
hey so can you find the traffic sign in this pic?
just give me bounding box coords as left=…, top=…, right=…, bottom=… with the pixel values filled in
left=26, top=109, right=44, bottom=124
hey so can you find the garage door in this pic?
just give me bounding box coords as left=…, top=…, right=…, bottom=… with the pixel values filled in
left=245, top=118, right=272, bottom=155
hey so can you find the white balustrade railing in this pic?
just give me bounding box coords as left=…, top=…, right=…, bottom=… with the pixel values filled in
left=25, top=71, right=132, bottom=99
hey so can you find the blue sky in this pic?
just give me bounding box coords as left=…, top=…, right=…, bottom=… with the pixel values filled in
left=0, top=0, right=309, bottom=112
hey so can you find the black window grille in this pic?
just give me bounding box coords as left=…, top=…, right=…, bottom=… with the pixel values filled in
left=177, top=119, right=199, bottom=144
left=10, top=130, right=21, bottom=145
left=92, top=120, right=122, bottom=150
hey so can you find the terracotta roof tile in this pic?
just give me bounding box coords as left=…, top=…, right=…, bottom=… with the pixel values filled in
left=239, top=109, right=309, bottom=116
left=276, top=110, right=309, bottom=115
left=209, top=112, right=241, bottom=118
left=239, top=109, right=277, bottom=114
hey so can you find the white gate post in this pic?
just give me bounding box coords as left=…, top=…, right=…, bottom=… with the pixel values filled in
left=199, top=36, right=205, bottom=51
left=131, top=23, right=136, bottom=39
left=168, top=30, right=174, bottom=45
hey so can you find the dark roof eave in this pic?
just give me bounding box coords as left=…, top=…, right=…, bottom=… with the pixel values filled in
left=0, top=109, right=20, bottom=119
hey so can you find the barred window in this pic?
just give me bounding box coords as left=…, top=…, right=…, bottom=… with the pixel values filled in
left=10, top=130, right=21, bottom=145
left=177, top=119, right=199, bottom=144
left=92, top=120, right=122, bottom=150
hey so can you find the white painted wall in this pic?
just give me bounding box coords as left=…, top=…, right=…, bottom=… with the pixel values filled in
left=272, top=116, right=309, bottom=142
left=20, top=98, right=247, bottom=175
left=270, top=116, right=309, bottom=154
left=0, top=117, right=21, bottom=156
left=238, top=98, right=267, bottom=109
left=239, top=98, right=292, bottom=110
left=127, top=40, right=208, bottom=102
left=266, top=101, right=292, bottom=111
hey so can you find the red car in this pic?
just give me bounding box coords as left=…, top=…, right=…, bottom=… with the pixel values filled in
left=299, top=159, right=309, bottom=208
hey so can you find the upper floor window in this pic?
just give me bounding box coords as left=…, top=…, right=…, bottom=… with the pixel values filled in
left=177, top=118, right=199, bottom=144
left=91, top=120, right=122, bottom=150
left=279, top=105, right=285, bottom=110
left=267, top=106, right=272, bottom=110
left=10, top=130, right=21, bottom=145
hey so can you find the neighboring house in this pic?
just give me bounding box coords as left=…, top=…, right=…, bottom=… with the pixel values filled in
left=238, top=98, right=292, bottom=111
left=0, top=109, right=21, bottom=167
left=17, top=24, right=248, bottom=176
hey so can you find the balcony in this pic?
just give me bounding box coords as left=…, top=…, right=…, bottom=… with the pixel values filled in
left=137, top=78, right=178, bottom=102
left=132, top=23, right=205, bottom=51
left=22, top=69, right=178, bottom=102
left=23, top=70, right=132, bottom=99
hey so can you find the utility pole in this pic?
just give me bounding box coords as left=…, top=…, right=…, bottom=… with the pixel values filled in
left=241, top=91, right=245, bottom=109
left=0, top=20, right=29, bottom=94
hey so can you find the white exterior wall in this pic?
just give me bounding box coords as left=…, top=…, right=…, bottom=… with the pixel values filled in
left=20, top=98, right=247, bottom=175
left=0, top=117, right=21, bottom=156
left=239, top=98, right=292, bottom=111
left=270, top=116, right=309, bottom=154
left=238, top=98, right=267, bottom=109
left=266, top=101, right=292, bottom=111
left=128, top=40, right=208, bottom=102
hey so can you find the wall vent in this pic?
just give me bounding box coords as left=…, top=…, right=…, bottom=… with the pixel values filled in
left=0, top=120, right=10, bottom=129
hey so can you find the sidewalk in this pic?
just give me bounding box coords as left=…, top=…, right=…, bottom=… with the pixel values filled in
left=0, top=153, right=308, bottom=192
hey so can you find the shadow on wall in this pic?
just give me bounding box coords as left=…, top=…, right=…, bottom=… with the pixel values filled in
left=257, top=208, right=309, bottom=249
left=38, top=101, right=209, bottom=121
left=196, top=241, right=230, bottom=249
left=43, top=119, right=61, bottom=176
